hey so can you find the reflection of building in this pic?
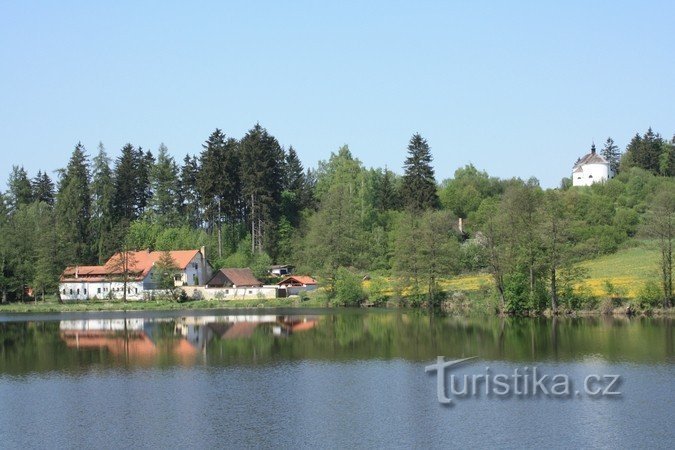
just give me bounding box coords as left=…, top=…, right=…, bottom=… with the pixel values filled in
left=59, top=248, right=213, bottom=301
left=59, top=319, right=198, bottom=363
left=59, top=315, right=319, bottom=364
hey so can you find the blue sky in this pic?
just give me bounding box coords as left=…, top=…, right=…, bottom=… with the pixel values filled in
left=1, top=1, right=673, bottom=188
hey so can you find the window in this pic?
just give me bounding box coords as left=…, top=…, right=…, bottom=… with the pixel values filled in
left=193, top=263, right=198, bottom=270
left=135, top=288, right=138, bottom=294
left=76, top=289, right=80, bottom=295
left=248, top=290, right=253, bottom=294
left=83, top=289, right=87, bottom=295
left=69, top=289, right=73, bottom=295
left=62, top=289, right=66, bottom=294
left=97, top=288, right=101, bottom=294
left=224, top=289, right=229, bottom=294
left=589, top=175, right=593, bottom=178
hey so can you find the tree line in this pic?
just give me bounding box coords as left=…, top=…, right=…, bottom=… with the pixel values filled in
left=0, top=125, right=673, bottom=309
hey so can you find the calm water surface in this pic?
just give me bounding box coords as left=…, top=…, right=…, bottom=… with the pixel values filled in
left=0, top=309, right=673, bottom=449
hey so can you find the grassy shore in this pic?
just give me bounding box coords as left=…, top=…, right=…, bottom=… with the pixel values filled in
left=0, top=296, right=329, bottom=314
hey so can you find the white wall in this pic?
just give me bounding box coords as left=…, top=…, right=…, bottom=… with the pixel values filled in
left=143, top=253, right=212, bottom=289
left=573, top=163, right=612, bottom=187
left=59, top=281, right=145, bottom=301
left=284, top=285, right=318, bottom=296
left=180, top=285, right=279, bottom=300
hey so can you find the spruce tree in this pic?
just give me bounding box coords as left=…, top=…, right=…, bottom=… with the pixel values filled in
left=401, top=133, right=439, bottom=210
left=149, top=143, right=180, bottom=227
left=281, top=146, right=308, bottom=226
left=32, top=171, right=55, bottom=205
left=601, top=137, right=621, bottom=175
left=239, top=123, right=285, bottom=256
left=113, top=143, right=151, bottom=223
left=197, top=129, right=241, bottom=235
left=7, top=165, right=33, bottom=211
left=178, top=154, right=200, bottom=228
left=55, top=142, right=92, bottom=264
left=91, top=143, right=116, bottom=263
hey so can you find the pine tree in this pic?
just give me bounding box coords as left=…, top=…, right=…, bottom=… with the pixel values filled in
left=113, top=144, right=152, bottom=223
left=91, top=143, right=116, bottom=263
left=137, top=148, right=155, bottom=217
left=7, top=165, right=33, bottom=211
left=624, top=128, right=665, bottom=174
left=601, top=137, right=621, bottom=175
left=31, top=203, right=59, bottom=300
left=400, top=133, right=440, bottom=210
left=281, top=146, right=308, bottom=226
left=55, top=142, right=92, bottom=264
left=149, top=143, right=180, bottom=227
left=239, top=124, right=285, bottom=256
left=178, top=154, right=200, bottom=228
left=32, top=171, right=55, bottom=205
left=374, top=167, right=400, bottom=211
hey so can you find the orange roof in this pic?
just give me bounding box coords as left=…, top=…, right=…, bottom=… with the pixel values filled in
left=278, top=275, right=317, bottom=286
left=60, top=249, right=202, bottom=282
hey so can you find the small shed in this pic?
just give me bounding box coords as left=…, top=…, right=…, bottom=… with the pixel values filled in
left=206, top=268, right=263, bottom=288
left=269, top=264, right=295, bottom=276
left=277, top=275, right=318, bottom=296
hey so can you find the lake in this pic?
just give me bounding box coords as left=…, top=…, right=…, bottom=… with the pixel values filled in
left=0, top=309, right=673, bottom=448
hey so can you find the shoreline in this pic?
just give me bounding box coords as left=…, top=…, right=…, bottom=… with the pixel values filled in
left=1, top=298, right=673, bottom=317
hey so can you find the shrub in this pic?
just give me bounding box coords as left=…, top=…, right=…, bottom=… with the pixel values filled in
left=503, top=273, right=529, bottom=315
left=332, top=268, right=364, bottom=306
left=637, top=281, right=662, bottom=309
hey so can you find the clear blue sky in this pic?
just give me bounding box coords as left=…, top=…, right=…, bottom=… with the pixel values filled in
left=1, top=1, right=673, bottom=188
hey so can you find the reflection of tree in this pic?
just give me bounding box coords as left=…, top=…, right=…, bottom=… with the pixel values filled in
left=1, top=315, right=674, bottom=375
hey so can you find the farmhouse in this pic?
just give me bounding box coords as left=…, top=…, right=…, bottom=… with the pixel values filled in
left=572, top=144, right=613, bottom=187
left=59, top=248, right=212, bottom=301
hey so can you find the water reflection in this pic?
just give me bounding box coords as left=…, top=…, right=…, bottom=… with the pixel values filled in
left=55, top=315, right=318, bottom=366
left=0, top=311, right=672, bottom=374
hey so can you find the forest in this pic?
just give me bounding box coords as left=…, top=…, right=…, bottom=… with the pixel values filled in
left=0, top=124, right=673, bottom=312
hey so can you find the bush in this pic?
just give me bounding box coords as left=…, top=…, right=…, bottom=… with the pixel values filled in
left=637, top=281, right=662, bottom=309
left=503, top=273, right=529, bottom=315
left=366, top=276, right=390, bottom=306
left=332, top=268, right=364, bottom=306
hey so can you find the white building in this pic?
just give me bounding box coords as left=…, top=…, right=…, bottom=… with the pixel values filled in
left=572, top=144, right=613, bottom=187
left=59, top=248, right=213, bottom=301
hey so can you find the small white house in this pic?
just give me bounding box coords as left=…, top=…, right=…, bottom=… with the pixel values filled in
left=59, top=248, right=213, bottom=301
left=572, top=144, right=613, bottom=187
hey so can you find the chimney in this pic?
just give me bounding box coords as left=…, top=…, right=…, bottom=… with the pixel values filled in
left=75, top=266, right=79, bottom=279
left=200, top=246, right=207, bottom=286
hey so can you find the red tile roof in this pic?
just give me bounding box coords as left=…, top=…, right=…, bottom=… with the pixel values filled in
left=207, top=268, right=262, bottom=287
left=60, top=249, right=202, bottom=282
left=277, top=276, right=317, bottom=286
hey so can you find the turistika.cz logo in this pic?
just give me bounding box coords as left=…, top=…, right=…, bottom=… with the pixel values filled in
left=425, top=356, right=621, bottom=405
